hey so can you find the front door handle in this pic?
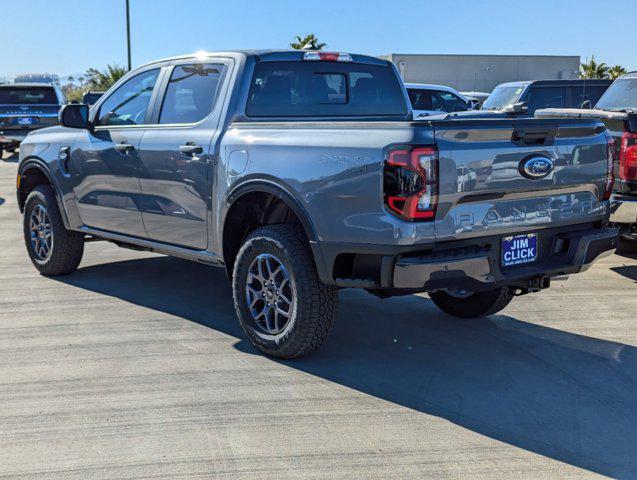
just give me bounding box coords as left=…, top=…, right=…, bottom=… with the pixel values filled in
left=114, top=142, right=135, bottom=154
left=179, top=144, right=203, bottom=156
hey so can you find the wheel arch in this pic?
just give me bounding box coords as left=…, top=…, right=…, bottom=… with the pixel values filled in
left=17, top=159, right=71, bottom=229
left=220, top=179, right=328, bottom=281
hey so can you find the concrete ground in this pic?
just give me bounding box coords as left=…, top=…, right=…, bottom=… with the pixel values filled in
left=1, top=150, right=636, bottom=479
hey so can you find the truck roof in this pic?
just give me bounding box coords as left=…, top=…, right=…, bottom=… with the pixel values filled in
left=139, top=50, right=389, bottom=69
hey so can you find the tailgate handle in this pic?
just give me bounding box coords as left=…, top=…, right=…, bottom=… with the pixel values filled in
left=512, top=128, right=556, bottom=146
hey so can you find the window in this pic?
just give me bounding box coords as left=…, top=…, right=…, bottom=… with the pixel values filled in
left=481, top=85, right=526, bottom=110
left=97, top=69, right=159, bottom=126
left=431, top=91, right=468, bottom=112
left=246, top=61, right=407, bottom=117
left=0, top=87, right=58, bottom=104
left=571, top=86, right=609, bottom=108
left=594, top=79, right=637, bottom=110
left=408, top=89, right=433, bottom=110
left=159, top=64, right=224, bottom=124
left=526, top=87, right=566, bottom=112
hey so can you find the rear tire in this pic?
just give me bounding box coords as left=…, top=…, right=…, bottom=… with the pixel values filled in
left=232, top=224, right=338, bottom=359
left=429, top=286, right=514, bottom=319
left=23, top=185, right=84, bottom=275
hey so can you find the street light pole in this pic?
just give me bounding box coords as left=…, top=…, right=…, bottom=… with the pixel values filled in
left=125, top=0, right=132, bottom=71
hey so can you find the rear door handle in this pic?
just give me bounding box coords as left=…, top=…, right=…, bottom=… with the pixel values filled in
left=114, top=142, right=135, bottom=154
left=179, top=144, right=203, bottom=156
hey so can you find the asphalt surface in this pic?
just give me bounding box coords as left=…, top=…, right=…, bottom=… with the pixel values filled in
left=1, top=150, right=636, bottom=479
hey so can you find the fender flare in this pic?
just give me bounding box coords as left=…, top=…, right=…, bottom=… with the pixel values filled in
left=18, top=159, right=71, bottom=229
left=221, top=179, right=331, bottom=283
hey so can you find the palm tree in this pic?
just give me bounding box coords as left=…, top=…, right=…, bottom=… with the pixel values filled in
left=580, top=56, right=609, bottom=79
left=290, top=34, right=326, bottom=51
left=608, top=65, right=628, bottom=80
left=85, top=64, right=128, bottom=90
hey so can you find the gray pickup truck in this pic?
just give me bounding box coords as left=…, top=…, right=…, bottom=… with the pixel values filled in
left=17, top=50, right=617, bottom=358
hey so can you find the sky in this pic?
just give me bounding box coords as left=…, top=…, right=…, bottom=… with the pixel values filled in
left=1, top=0, right=635, bottom=79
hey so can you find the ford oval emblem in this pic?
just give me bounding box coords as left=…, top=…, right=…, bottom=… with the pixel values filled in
left=520, top=156, right=553, bottom=179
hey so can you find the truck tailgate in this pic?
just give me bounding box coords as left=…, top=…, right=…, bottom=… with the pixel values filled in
left=430, top=118, right=610, bottom=241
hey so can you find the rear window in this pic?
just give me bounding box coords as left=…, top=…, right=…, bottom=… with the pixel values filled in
left=0, top=87, right=58, bottom=105
left=246, top=61, right=407, bottom=117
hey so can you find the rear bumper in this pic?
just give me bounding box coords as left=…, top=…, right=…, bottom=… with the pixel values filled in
left=314, top=225, right=618, bottom=291
left=392, top=227, right=617, bottom=291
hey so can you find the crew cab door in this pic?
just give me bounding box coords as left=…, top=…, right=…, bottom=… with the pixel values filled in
left=136, top=61, right=228, bottom=249
left=71, top=68, right=161, bottom=237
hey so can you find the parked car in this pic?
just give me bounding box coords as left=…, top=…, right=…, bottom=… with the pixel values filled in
left=0, top=82, right=65, bottom=156
left=481, top=79, right=613, bottom=115
left=535, top=72, right=637, bottom=251
left=405, top=83, right=471, bottom=117
left=82, top=91, right=104, bottom=106
left=17, top=50, right=616, bottom=358
left=460, top=91, right=490, bottom=109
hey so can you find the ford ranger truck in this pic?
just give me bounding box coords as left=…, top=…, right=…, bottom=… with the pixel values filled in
left=16, top=51, right=617, bottom=358
left=536, top=72, right=637, bottom=252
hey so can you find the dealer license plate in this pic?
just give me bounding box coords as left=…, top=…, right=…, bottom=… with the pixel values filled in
left=501, top=233, right=538, bottom=267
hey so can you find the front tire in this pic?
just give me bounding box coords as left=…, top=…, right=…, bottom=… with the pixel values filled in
left=232, top=224, right=338, bottom=359
left=429, top=286, right=514, bottom=319
left=23, top=185, right=84, bottom=275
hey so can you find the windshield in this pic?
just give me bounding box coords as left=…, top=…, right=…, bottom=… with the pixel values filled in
left=595, top=78, right=637, bottom=111
left=0, top=87, right=58, bottom=105
left=481, top=85, right=525, bottom=110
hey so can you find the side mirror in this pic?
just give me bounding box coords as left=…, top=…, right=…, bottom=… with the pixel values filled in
left=512, top=102, right=528, bottom=113
left=473, top=103, right=480, bottom=110
left=59, top=104, right=91, bottom=129
left=580, top=100, right=592, bottom=109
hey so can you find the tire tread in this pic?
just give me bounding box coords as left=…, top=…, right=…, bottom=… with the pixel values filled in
left=232, top=224, right=337, bottom=358
left=23, top=185, right=84, bottom=275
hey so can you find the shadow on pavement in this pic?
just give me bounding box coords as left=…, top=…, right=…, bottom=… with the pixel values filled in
left=611, top=265, right=637, bottom=282
left=54, top=255, right=637, bottom=479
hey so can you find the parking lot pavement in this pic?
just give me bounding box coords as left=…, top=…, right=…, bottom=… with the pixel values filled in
left=1, top=151, right=636, bottom=480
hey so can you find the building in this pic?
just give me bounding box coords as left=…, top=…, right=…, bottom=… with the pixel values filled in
left=380, top=54, right=580, bottom=93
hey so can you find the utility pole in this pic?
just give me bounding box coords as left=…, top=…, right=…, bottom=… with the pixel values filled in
left=125, top=0, right=132, bottom=71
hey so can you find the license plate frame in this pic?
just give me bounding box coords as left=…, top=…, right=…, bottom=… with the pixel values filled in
left=501, top=233, right=538, bottom=267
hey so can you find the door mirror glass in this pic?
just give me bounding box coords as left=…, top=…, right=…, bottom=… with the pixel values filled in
left=59, top=104, right=90, bottom=129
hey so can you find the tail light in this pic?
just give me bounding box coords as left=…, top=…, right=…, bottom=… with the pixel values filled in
left=619, top=131, right=637, bottom=182
left=604, top=133, right=615, bottom=200
left=303, top=51, right=353, bottom=62
left=383, top=145, right=438, bottom=221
